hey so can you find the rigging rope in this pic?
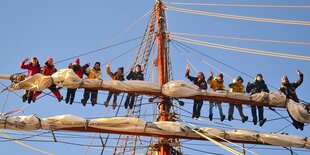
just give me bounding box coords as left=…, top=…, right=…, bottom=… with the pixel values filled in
left=166, top=2, right=310, bottom=8
left=180, top=119, right=243, bottom=155
left=172, top=41, right=234, bottom=80
left=166, top=6, right=310, bottom=26
left=0, top=130, right=54, bottom=155
left=173, top=43, right=199, bottom=73
left=170, top=35, right=310, bottom=61
left=171, top=32, right=310, bottom=45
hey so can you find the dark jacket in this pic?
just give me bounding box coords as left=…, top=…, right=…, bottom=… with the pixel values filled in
left=185, top=70, right=207, bottom=90
left=279, top=74, right=303, bottom=102
left=20, top=61, right=41, bottom=76
left=68, top=63, right=83, bottom=78
left=246, top=80, right=270, bottom=94
left=42, top=62, right=57, bottom=76
left=126, top=71, right=144, bottom=80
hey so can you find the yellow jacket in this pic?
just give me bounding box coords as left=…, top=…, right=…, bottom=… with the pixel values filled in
left=228, top=82, right=245, bottom=93
left=207, top=76, right=225, bottom=90
left=85, top=67, right=102, bottom=79
left=106, top=66, right=125, bottom=81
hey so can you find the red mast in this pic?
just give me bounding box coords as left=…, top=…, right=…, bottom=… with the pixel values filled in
left=156, top=0, right=171, bottom=154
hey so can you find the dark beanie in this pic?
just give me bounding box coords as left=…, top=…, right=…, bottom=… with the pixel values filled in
left=118, top=67, right=124, bottom=73
left=95, top=62, right=101, bottom=66
left=256, top=74, right=263, bottom=78
left=217, top=73, right=223, bottom=78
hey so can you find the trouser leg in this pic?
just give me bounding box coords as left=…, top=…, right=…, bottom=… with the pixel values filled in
left=236, top=105, right=245, bottom=118
left=217, top=102, right=224, bottom=116
left=209, top=102, right=214, bottom=115
left=196, top=101, right=203, bottom=118
left=257, top=106, right=264, bottom=121
left=251, top=106, right=257, bottom=120
left=228, top=103, right=234, bottom=116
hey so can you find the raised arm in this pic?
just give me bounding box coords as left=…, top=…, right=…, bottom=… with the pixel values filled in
left=20, top=58, right=29, bottom=69
left=106, top=62, right=114, bottom=78
left=293, top=69, right=303, bottom=88
left=207, top=71, right=214, bottom=85
left=185, top=65, right=195, bottom=82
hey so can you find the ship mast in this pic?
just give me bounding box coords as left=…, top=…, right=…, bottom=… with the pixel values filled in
left=155, top=0, right=171, bottom=154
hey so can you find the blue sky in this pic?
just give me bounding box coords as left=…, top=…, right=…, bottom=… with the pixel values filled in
left=0, top=0, right=309, bottom=155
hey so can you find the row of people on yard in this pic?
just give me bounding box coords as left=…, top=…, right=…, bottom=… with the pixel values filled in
left=185, top=65, right=305, bottom=130
left=19, top=57, right=305, bottom=130
left=20, top=57, right=144, bottom=110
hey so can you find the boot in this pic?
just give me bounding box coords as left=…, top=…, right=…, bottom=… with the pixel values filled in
left=32, top=96, right=37, bottom=103
left=103, top=101, right=108, bottom=107
left=58, top=96, right=63, bottom=102
left=253, top=118, right=257, bottom=125
left=112, top=101, right=117, bottom=109
left=91, top=98, right=97, bottom=106
left=22, top=94, right=28, bottom=102
left=242, top=116, right=248, bottom=123
left=228, top=114, right=233, bottom=121
left=259, top=118, right=267, bottom=127
left=220, top=115, right=226, bottom=122
left=209, top=114, right=213, bottom=121
left=129, top=104, right=134, bottom=109
left=292, top=122, right=299, bottom=129
left=65, top=98, right=69, bottom=104
left=81, top=99, right=87, bottom=106
left=27, top=96, right=32, bottom=104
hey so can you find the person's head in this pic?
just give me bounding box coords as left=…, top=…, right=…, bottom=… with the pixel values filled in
left=256, top=74, right=263, bottom=82
left=236, top=76, right=244, bottom=84
left=94, top=62, right=100, bottom=70
left=282, top=75, right=289, bottom=85
left=47, top=57, right=53, bottom=65
left=74, top=58, right=80, bottom=65
left=118, top=67, right=124, bottom=74
left=217, top=73, right=223, bottom=81
left=197, top=72, right=204, bottom=80
left=135, top=64, right=141, bottom=72
left=31, top=57, right=38, bottom=66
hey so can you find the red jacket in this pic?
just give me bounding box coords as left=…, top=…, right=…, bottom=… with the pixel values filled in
left=69, top=63, right=83, bottom=78
left=42, top=62, right=57, bottom=76
left=20, top=61, right=41, bottom=76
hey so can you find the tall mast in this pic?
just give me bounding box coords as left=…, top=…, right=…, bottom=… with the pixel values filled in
left=156, top=0, right=171, bottom=154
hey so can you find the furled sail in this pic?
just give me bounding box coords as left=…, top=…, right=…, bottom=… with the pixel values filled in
left=9, top=69, right=310, bottom=123
left=0, top=114, right=309, bottom=149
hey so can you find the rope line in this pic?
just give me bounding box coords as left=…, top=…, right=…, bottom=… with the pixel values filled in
left=166, top=6, right=310, bottom=26
left=171, top=32, right=310, bottom=45
left=170, top=35, right=310, bottom=61
left=166, top=2, right=310, bottom=8
left=172, top=41, right=234, bottom=80
left=0, top=130, right=54, bottom=155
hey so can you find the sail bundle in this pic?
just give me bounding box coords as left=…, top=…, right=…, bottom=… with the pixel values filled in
left=9, top=69, right=310, bottom=123
left=0, top=114, right=309, bottom=149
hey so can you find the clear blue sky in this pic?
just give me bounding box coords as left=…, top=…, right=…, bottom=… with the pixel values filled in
left=0, top=0, right=309, bottom=155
